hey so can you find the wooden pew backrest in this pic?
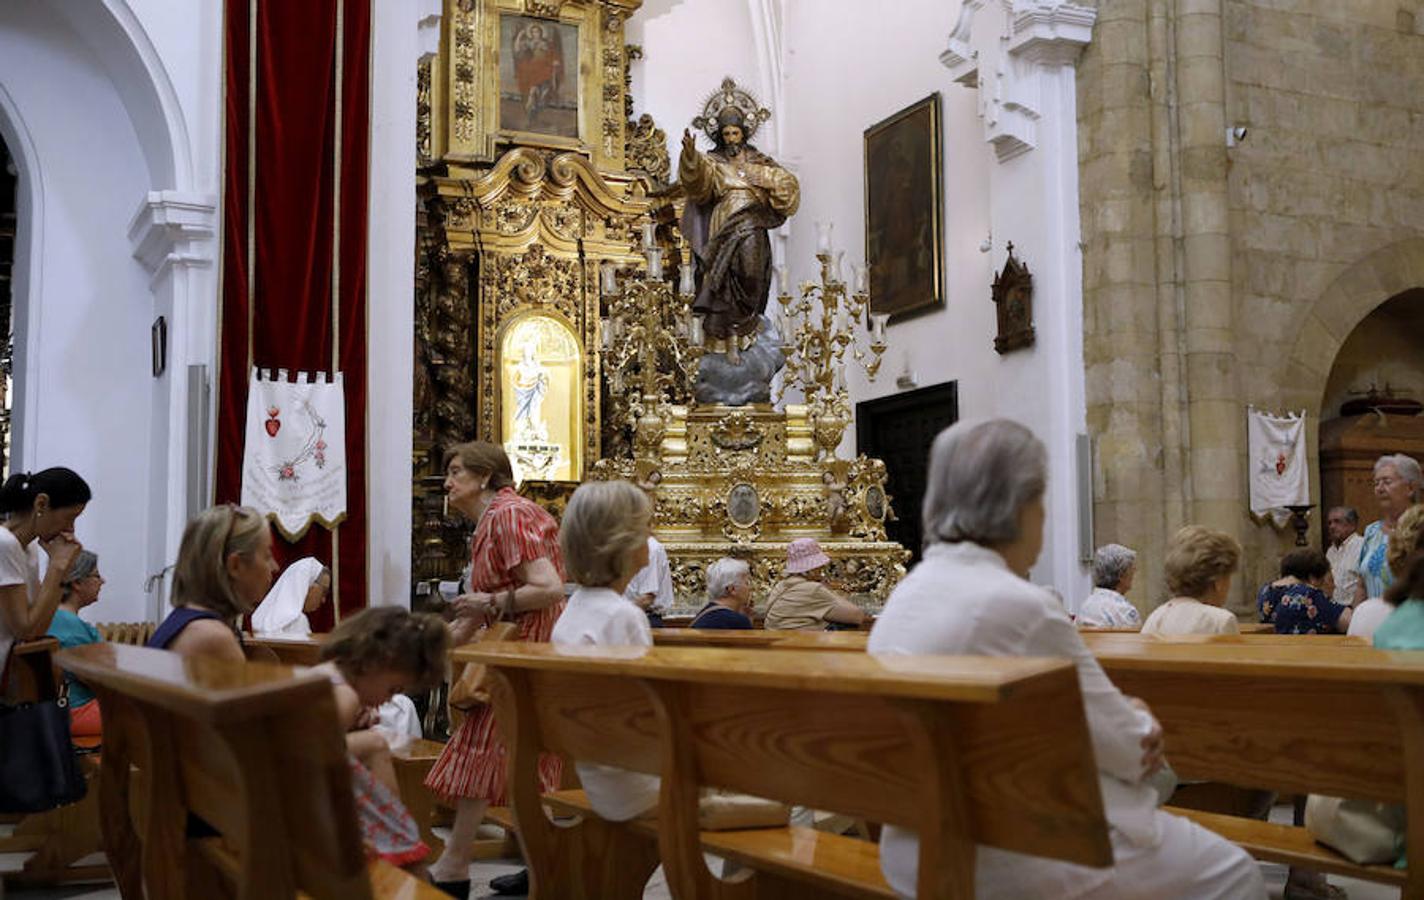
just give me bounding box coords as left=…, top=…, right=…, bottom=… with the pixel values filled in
left=57, top=642, right=373, bottom=900
left=464, top=641, right=1112, bottom=898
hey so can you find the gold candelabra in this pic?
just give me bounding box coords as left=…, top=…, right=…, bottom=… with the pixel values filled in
left=775, top=244, right=888, bottom=459
left=600, top=236, right=703, bottom=458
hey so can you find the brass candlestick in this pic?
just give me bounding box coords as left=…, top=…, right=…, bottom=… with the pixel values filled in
left=775, top=250, right=887, bottom=459
left=601, top=265, right=703, bottom=460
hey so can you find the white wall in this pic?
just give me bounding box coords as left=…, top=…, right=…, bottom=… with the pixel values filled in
left=0, top=0, right=196, bottom=623
left=628, top=0, right=1094, bottom=600
left=0, top=0, right=423, bottom=621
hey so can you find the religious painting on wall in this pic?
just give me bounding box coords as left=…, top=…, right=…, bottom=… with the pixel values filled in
left=864, top=94, right=944, bottom=321
left=499, top=314, right=584, bottom=484
left=498, top=15, right=580, bottom=140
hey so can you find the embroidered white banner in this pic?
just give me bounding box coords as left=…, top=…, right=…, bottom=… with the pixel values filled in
left=1247, top=406, right=1308, bottom=526
left=240, top=368, right=347, bottom=539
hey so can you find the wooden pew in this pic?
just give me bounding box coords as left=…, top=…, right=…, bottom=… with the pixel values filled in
left=0, top=638, right=108, bottom=887
left=462, top=641, right=1111, bottom=899
left=1088, top=635, right=1423, bottom=894
left=55, top=642, right=445, bottom=900
left=245, top=634, right=327, bottom=667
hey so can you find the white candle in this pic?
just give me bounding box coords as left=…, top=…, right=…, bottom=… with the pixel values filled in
left=679, top=264, right=696, bottom=297
left=835, top=251, right=846, bottom=284
left=690, top=316, right=705, bottom=347
left=601, top=317, right=614, bottom=351
left=871, top=313, right=888, bottom=342
left=601, top=263, right=619, bottom=295
left=642, top=222, right=657, bottom=249
left=816, top=221, right=834, bottom=254
left=854, top=264, right=869, bottom=294
left=647, top=248, right=663, bottom=280
left=775, top=265, right=790, bottom=296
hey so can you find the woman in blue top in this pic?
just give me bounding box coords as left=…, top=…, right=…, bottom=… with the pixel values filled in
left=1376, top=505, right=1424, bottom=650
left=46, top=550, right=105, bottom=737
left=1354, top=454, right=1423, bottom=604
left=690, top=557, right=755, bottom=629
left=1258, top=548, right=1352, bottom=635
left=148, top=504, right=278, bottom=661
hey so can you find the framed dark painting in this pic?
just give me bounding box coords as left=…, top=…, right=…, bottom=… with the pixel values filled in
left=864, top=94, right=943, bottom=321
left=498, top=14, right=580, bottom=140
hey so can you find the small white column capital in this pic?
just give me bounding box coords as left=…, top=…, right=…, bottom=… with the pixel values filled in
left=941, top=1, right=1096, bottom=162
left=128, top=191, right=217, bottom=284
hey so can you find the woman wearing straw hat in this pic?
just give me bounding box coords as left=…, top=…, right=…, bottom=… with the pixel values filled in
left=763, top=537, right=866, bottom=631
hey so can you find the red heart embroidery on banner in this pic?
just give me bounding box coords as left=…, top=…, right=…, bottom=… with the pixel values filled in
left=265, top=419, right=281, bottom=437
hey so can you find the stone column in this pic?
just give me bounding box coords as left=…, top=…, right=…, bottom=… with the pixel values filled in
left=1079, top=0, right=1172, bottom=609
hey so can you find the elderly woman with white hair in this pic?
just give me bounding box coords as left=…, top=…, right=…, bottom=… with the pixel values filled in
left=1078, top=544, right=1142, bottom=628
left=1353, top=453, right=1424, bottom=604
left=868, top=418, right=1264, bottom=899
left=550, top=480, right=661, bottom=822
left=691, top=557, right=754, bottom=629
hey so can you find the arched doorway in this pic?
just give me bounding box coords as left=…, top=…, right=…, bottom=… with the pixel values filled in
left=1278, top=239, right=1424, bottom=543
left=0, top=0, right=214, bottom=622
left=0, top=136, right=14, bottom=476
left=1317, top=288, right=1424, bottom=521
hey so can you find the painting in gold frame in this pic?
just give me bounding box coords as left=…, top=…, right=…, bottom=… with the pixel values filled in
left=435, top=0, right=631, bottom=171
left=864, top=94, right=943, bottom=321
left=498, top=14, right=580, bottom=140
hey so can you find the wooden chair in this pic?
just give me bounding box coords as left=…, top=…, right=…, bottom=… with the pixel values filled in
left=1089, top=635, right=1424, bottom=895
left=55, top=642, right=445, bottom=900
left=462, top=641, right=1111, bottom=900
left=0, top=638, right=108, bottom=887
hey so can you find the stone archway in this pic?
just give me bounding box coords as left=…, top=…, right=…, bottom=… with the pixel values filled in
left=1282, top=238, right=1424, bottom=419
left=1280, top=238, right=1424, bottom=531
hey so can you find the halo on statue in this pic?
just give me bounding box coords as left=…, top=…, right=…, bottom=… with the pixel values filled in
left=692, top=76, right=772, bottom=143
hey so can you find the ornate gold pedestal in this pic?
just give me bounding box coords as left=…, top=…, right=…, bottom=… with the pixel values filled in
left=594, top=403, right=908, bottom=611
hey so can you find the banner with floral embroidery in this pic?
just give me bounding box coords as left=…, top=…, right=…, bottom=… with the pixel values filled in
left=1247, top=406, right=1308, bottom=527
left=240, top=368, right=347, bottom=539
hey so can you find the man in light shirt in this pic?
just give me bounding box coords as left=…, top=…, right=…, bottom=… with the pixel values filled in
left=623, top=535, right=674, bottom=626
left=1325, top=506, right=1364, bottom=607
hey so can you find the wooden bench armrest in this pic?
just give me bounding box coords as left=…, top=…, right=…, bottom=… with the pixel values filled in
left=1167, top=807, right=1408, bottom=888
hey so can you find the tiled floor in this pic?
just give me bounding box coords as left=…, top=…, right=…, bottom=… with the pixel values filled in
left=2, top=808, right=1405, bottom=899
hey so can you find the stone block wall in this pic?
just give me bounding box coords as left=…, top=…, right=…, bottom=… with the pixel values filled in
left=1078, top=0, right=1424, bottom=611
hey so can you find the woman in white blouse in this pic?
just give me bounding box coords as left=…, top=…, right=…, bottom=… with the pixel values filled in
left=868, top=419, right=1264, bottom=899
left=550, top=480, right=661, bottom=821
left=1141, top=526, right=1242, bottom=636
left=1078, top=543, right=1142, bottom=628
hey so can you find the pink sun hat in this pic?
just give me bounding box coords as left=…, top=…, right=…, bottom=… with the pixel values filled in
left=785, top=538, right=831, bottom=575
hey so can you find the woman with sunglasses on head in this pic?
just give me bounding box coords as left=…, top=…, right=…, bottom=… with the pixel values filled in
left=0, top=467, right=91, bottom=677
left=148, top=504, right=278, bottom=661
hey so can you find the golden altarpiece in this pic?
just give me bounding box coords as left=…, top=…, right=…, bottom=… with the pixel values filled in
left=414, top=0, right=907, bottom=608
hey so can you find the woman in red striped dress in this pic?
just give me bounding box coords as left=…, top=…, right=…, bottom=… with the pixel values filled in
left=424, top=441, right=566, bottom=893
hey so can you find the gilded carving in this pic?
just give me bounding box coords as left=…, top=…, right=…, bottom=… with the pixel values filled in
left=417, top=59, right=432, bottom=166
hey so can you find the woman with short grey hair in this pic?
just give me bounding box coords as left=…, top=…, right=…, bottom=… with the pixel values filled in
left=1079, top=544, right=1141, bottom=629
left=1354, top=453, right=1424, bottom=603
left=869, top=419, right=1262, bottom=899
left=693, top=557, right=754, bottom=629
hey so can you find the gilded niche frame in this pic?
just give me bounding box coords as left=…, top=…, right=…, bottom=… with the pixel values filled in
left=436, top=0, right=637, bottom=172
left=864, top=93, right=944, bottom=322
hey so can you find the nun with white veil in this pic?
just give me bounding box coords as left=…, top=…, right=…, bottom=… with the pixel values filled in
left=252, top=558, right=422, bottom=742
left=251, top=557, right=330, bottom=637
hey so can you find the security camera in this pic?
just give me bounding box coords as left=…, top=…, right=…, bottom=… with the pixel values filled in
left=978, top=236, right=992, bottom=253
left=1225, top=126, right=1248, bottom=147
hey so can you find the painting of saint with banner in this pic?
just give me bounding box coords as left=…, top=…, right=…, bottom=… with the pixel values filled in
left=499, top=15, right=579, bottom=138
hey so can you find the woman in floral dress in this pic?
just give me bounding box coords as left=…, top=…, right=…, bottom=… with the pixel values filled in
left=424, top=441, right=566, bottom=895
left=1258, top=548, right=1352, bottom=635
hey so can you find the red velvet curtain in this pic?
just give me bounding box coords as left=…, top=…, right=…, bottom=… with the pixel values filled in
left=217, top=0, right=370, bottom=628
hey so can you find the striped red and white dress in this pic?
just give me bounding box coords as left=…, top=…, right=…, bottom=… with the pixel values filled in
left=425, top=488, right=566, bottom=803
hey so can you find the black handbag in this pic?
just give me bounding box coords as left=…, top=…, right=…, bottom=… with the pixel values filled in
left=0, top=651, right=87, bottom=813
